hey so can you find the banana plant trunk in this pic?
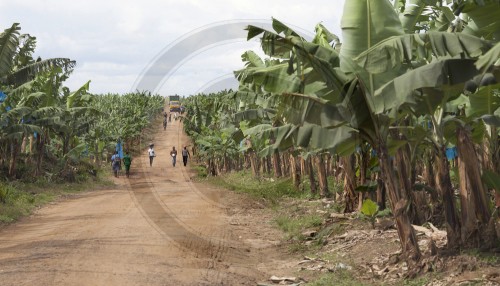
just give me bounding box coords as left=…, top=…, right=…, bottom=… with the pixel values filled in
left=376, top=174, right=386, bottom=210
left=456, top=126, right=495, bottom=247
left=435, top=148, right=461, bottom=249
left=357, top=150, right=370, bottom=209
left=260, top=157, right=266, bottom=175
left=315, top=155, right=329, bottom=198
left=29, top=134, right=35, bottom=155
left=244, top=153, right=251, bottom=169
left=20, top=136, right=27, bottom=154
left=35, top=134, right=45, bottom=177
left=8, top=139, right=19, bottom=178
left=394, top=144, right=422, bottom=225
left=307, top=157, right=317, bottom=196
left=424, top=158, right=439, bottom=203
left=272, top=152, right=282, bottom=178
left=223, top=156, right=230, bottom=173
left=249, top=152, right=259, bottom=178
left=342, top=155, right=358, bottom=213
left=281, top=152, right=289, bottom=177
left=290, top=154, right=300, bottom=188
left=62, top=135, right=70, bottom=156
left=300, top=157, right=308, bottom=177
left=377, top=143, right=421, bottom=260
left=207, top=159, right=216, bottom=176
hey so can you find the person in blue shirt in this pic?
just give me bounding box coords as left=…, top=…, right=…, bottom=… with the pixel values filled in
left=111, top=151, right=121, bottom=177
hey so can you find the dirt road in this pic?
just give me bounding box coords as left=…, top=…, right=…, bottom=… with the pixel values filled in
left=0, top=116, right=292, bottom=285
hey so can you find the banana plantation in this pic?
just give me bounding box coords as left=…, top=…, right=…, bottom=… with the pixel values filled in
left=0, top=23, right=164, bottom=181
left=1, top=0, right=500, bottom=278
left=183, top=0, right=500, bottom=262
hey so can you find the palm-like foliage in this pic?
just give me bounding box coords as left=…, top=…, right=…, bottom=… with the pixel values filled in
left=183, top=0, right=500, bottom=260
left=0, top=23, right=164, bottom=180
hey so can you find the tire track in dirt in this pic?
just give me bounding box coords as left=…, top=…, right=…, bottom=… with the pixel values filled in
left=126, top=115, right=267, bottom=285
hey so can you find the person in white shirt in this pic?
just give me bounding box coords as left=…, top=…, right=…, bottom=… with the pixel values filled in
left=148, top=144, right=156, bottom=167
left=170, top=146, right=178, bottom=167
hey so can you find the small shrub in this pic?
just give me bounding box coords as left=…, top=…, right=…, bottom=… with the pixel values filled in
left=193, top=165, right=208, bottom=177
left=376, top=207, right=392, bottom=217
left=210, top=170, right=301, bottom=204
left=0, top=184, right=12, bottom=203
left=274, top=214, right=323, bottom=241
left=360, top=199, right=379, bottom=229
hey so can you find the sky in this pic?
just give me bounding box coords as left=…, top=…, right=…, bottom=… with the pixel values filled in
left=0, top=0, right=345, bottom=96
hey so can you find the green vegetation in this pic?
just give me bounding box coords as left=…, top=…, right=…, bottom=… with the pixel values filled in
left=0, top=24, right=164, bottom=182
left=205, top=170, right=304, bottom=204
left=274, top=214, right=323, bottom=238
left=0, top=173, right=111, bottom=223
left=359, top=199, right=379, bottom=229
left=462, top=249, right=500, bottom=265
left=2, top=1, right=500, bottom=284
left=182, top=1, right=500, bottom=260
left=402, top=276, right=432, bottom=286
left=0, top=23, right=164, bottom=225
left=305, top=271, right=366, bottom=286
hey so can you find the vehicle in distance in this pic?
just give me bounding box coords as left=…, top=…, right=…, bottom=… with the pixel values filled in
left=169, top=95, right=181, bottom=112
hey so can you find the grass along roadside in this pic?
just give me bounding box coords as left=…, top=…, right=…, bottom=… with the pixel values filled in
left=202, top=169, right=307, bottom=205
left=199, top=169, right=368, bottom=285
left=200, top=169, right=500, bottom=285
left=0, top=169, right=113, bottom=225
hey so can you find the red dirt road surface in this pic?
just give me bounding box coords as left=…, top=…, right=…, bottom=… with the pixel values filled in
left=0, top=117, right=292, bottom=286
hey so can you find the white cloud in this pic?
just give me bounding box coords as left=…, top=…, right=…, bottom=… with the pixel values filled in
left=0, top=0, right=345, bottom=95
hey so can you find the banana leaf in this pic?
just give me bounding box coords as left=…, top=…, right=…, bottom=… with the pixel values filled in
left=0, top=23, right=20, bottom=76
left=340, top=0, right=404, bottom=73
left=354, top=32, right=493, bottom=74
left=374, top=59, right=480, bottom=114
left=466, top=82, right=500, bottom=118
left=459, top=0, right=500, bottom=41
left=476, top=41, right=500, bottom=71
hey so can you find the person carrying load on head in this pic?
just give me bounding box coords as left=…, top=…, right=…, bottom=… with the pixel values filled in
left=111, top=151, right=121, bottom=177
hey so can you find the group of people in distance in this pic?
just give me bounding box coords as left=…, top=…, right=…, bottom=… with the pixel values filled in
left=111, top=150, right=132, bottom=178
left=163, top=111, right=181, bottom=130
left=111, top=144, right=191, bottom=178
left=110, top=110, right=191, bottom=178
left=148, top=144, right=190, bottom=168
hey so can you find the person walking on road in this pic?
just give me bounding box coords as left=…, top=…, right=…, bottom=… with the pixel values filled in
left=163, top=116, right=167, bottom=130
left=123, top=150, right=132, bottom=178
left=182, top=146, right=190, bottom=167
left=170, top=146, right=178, bottom=167
left=111, top=151, right=121, bottom=178
left=148, top=144, right=156, bottom=167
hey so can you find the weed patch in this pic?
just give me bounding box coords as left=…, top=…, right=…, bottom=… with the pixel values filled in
left=205, top=170, right=303, bottom=204
left=306, top=270, right=365, bottom=286
left=0, top=170, right=109, bottom=224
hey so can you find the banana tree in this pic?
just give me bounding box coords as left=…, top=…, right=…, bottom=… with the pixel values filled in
left=1, top=23, right=77, bottom=177
left=353, top=11, right=499, bottom=247
left=242, top=0, right=500, bottom=257
left=0, top=102, right=40, bottom=177
left=0, top=23, right=75, bottom=87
